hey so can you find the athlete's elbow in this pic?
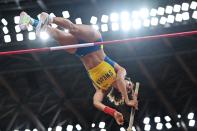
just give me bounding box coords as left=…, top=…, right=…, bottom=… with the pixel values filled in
left=93, top=100, right=102, bottom=110
left=121, top=67, right=126, bottom=75
left=93, top=100, right=99, bottom=107
left=116, top=67, right=126, bottom=80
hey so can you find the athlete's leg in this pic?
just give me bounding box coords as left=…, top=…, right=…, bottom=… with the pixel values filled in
left=19, top=12, right=78, bottom=53
left=39, top=12, right=102, bottom=42
left=46, top=27, right=78, bottom=53
left=53, top=17, right=101, bottom=42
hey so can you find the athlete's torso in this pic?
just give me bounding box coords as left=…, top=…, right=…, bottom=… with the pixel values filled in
left=63, top=36, right=117, bottom=90
left=80, top=49, right=106, bottom=70
left=74, top=37, right=106, bottom=70
left=74, top=38, right=117, bottom=90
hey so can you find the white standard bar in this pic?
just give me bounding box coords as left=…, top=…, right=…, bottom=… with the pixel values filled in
left=127, top=82, right=140, bottom=131
left=134, top=83, right=139, bottom=96
left=50, top=43, right=95, bottom=51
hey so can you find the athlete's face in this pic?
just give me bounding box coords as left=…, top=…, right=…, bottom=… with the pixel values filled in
left=125, top=80, right=133, bottom=93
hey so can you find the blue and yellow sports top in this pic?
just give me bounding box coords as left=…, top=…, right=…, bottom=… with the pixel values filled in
left=75, top=37, right=117, bottom=90
left=88, top=56, right=117, bottom=90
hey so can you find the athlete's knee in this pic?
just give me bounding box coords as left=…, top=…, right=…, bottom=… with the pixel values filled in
left=46, top=27, right=60, bottom=38
left=68, top=23, right=78, bottom=35
left=93, top=100, right=99, bottom=109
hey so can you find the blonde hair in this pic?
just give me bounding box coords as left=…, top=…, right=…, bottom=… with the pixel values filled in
left=107, top=77, right=132, bottom=106
left=107, top=87, right=124, bottom=106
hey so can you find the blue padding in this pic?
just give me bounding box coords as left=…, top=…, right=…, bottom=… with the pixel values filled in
left=104, top=56, right=115, bottom=67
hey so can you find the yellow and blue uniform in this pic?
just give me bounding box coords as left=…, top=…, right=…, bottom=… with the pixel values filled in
left=75, top=38, right=117, bottom=91
left=88, top=56, right=117, bottom=90
left=31, top=19, right=117, bottom=90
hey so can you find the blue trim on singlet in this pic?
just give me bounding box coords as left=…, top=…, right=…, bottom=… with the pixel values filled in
left=75, top=37, right=103, bottom=57
left=104, top=56, right=116, bottom=67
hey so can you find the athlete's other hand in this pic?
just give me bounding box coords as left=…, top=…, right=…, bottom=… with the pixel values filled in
left=114, top=111, right=124, bottom=125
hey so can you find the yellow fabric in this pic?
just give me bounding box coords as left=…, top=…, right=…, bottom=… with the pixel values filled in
left=88, top=60, right=116, bottom=90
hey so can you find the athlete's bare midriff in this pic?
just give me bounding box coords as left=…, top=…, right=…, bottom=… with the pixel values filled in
left=80, top=49, right=106, bottom=70
left=58, top=33, right=106, bottom=70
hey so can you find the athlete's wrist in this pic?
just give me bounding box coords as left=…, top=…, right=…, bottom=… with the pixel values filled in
left=103, top=106, right=116, bottom=117
left=125, top=98, right=130, bottom=105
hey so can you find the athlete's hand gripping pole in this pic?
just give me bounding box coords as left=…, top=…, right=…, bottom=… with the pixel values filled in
left=127, top=82, right=140, bottom=131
